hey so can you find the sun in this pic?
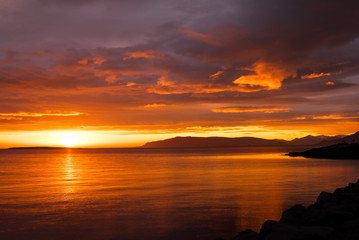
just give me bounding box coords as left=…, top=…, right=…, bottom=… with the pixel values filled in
left=60, top=134, right=80, bottom=148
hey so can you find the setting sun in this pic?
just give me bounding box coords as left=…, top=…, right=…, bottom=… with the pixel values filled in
left=60, top=134, right=80, bottom=148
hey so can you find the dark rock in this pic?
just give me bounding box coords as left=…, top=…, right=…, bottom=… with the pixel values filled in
left=232, top=229, right=259, bottom=240
left=227, top=180, right=359, bottom=240
left=287, top=143, right=359, bottom=160
left=319, top=209, right=356, bottom=227
left=315, top=192, right=332, bottom=209
left=260, top=220, right=302, bottom=240
left=300, top=226, right=334, bottom=239
left=280, top=205, right=308, bottom=226
left=259, top=220, right=333, bottom=240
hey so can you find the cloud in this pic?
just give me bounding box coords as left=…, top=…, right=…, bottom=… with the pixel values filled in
left=326, top=81, right=335, bottom=85
left=312, top=114, right=359, bottom=120
left=123, top=50, right=163, bottom=60
left=301, top=72, right=331, bottom=79
left=295, top=114, right=359, bottom=120
left=1, top=0, right=359, bottom=138
left=178, top=28, right=220, bottom=46
left=212, top=106, right=290, bottom=113
left=0, top=112, right=84, bottom=117
left=144, top=104, right=167, bottom=108
left=209, top=70, right=224, bottom=80
left=233, top=62, right=294, bottom=92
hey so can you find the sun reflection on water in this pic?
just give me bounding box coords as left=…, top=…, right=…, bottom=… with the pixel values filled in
left=63, top=150, right=77, bottom=195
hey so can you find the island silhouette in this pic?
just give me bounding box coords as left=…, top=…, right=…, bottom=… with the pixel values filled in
left=288, top=131, right=359, bottom=160
left=141, top=134, right=347, bottom=148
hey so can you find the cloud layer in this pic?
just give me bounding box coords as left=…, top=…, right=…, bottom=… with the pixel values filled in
left=1, top=0, right=359, bottom=141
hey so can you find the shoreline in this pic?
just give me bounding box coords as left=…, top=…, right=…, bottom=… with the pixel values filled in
left=287, top=143, right=359, bottom=160
left=230, top=180, right=359, bottom=240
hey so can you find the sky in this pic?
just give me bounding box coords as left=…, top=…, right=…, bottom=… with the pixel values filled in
left=1, top=0, right=359, bottom=147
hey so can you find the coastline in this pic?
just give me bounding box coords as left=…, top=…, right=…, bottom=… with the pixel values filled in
left=230, top=180, right=359, bottom=240
left=287, top=143, right=359, bottom=160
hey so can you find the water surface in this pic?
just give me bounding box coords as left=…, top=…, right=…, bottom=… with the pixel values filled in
left=1, top=147, right=359, bottom=240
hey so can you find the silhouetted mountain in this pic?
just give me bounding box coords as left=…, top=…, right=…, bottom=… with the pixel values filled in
left=141, top=134, right=348, bottom=148
left=340, top=131, right=359, bottom=143
left=319, top=131, right=359, bottom=146
left=141, top=136, right=288, bottom=148
left=287, top=131, right=359, bottom=159
left=288, top=143, right=359, bottom=159
left=290, top=135, right=345, bottom=146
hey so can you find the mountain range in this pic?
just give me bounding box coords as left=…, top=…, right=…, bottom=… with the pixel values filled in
left=141, top=132, right=358, bottom=148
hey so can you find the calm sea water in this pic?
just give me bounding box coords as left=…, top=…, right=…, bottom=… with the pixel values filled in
left=1, top=147, right=359, bottom=240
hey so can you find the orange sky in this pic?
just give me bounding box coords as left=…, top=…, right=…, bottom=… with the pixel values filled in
left=0, top=1, right=359, bottom=148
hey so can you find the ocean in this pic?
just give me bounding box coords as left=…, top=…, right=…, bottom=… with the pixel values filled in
left=1, top=147, right=359, bottom=240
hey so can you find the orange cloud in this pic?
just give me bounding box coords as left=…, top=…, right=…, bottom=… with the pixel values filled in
left=233, top=62, right=293, bottom=92
left=301, top=72, right=331, bottom=79
left=295, top=114, right=359, bottom=120
left=0, top=112, right=84, bottom=117
left=144, top=104, right=167, bottom=108
left=0, top=116, right=23, bottom=120
left=178, top=28, right=220, bottom=46
left=126, top=82, right=137, bottom=87
left=77, top=56, right=106, bottom=65
left=209, top=70, right=224, bottom=80
left=326, top=81, right=335, bottom=85
left=93, top=56, right=106, bottom=65
left=123, top=50, right=163, bottom=60
left=212, top=106, right=290, bottom=113
left=312, top=114, right=359, bottom=120
left=77, top=58, right=88, bottom=65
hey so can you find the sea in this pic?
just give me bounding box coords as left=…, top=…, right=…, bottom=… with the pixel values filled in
left=1, top=146, right=359, bottom=240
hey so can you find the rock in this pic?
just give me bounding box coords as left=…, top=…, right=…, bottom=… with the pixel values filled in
left=259, top=220, right=302, bottom=240
left=315, top=192, right=332, bottom=208
left=280, top=204, right=308, bottom=226
left=232, top=229, right=259, bottom=240
left=259, top=220, right=334, bottom=240
left=318, top=209, right=356, bottom=226
left=226, top=180, right=359, bottom=240
left=338, top=217, right=359, bottom=240
left=301, top=226, right=334, bottom=239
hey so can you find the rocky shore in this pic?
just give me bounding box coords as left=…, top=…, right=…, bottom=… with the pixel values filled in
left=288, top=143, right=359, bottom=160
left=230, top=180, right=359, bottom=240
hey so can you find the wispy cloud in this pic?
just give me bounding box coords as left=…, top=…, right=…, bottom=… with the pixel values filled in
left=178, top=28, right=220, bottom=46
left=144, top=104, right=167, bottom=108
left=212, top=106, right=290, bottom=113
left=0, top=112, right=84, bottom=117
left=301, top=72, right=331, bottom=79
left=312, top=114, right=359, bottom=120
left=123, top=50, right=163, bottom=60
left=296, top=114, right=359, bottom=120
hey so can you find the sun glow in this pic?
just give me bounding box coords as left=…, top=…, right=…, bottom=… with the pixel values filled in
left=60, top=134, right=80, bottom=148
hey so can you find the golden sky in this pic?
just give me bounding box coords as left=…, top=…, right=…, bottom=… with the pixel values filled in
left=1, top=0, right=359, bottom=147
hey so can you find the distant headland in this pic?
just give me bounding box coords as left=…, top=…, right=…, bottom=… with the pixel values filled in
left=288, top=143, right=359, bottom=159
left=288, top=131, right=359, bottom=160
left=141, top=133, right=353, bottom=148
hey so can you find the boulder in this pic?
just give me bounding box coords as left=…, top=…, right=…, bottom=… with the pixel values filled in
left=232, top=229, right=259, bottom=240
left=226, top=180, right=359, bottom=240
